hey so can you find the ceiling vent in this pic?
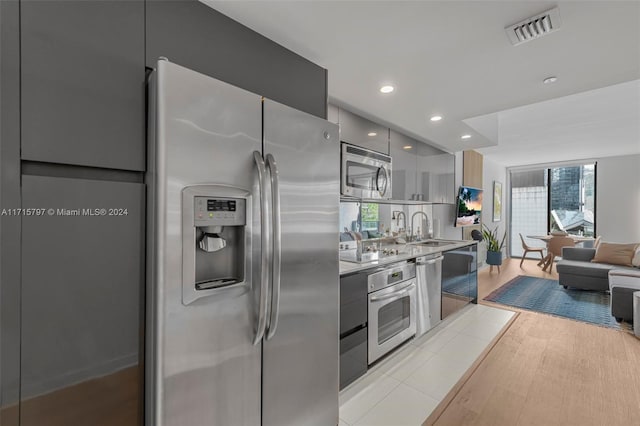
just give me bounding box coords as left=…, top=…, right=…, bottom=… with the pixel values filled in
left=505, top=7, right=562, bottom=46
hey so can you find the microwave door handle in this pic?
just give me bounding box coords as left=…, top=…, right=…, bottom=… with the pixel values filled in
left=253, top=151, right=271, bottom=345
left=376, top=166, right=388, bottom=196
left=265, top=153, right=281, bottom=340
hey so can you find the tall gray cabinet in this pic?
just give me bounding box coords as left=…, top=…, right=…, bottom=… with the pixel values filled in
left=18, top=1, right=146, bottom=425
left=0, top=1, right=329, bottom=425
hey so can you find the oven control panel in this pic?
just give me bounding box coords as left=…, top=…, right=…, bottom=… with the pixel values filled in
left=367, top=262, right=416, bottom=293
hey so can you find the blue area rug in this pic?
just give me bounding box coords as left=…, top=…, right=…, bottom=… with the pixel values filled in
left=484, top=275, right=620, bottom=329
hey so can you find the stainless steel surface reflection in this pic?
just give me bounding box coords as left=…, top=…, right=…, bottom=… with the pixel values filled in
left=148, top=61, right=339, bottom=426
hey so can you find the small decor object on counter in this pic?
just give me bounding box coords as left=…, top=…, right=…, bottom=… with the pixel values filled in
left=482, top=223, right=506, bottom=272
left=493, top=181, right=502, bottom=222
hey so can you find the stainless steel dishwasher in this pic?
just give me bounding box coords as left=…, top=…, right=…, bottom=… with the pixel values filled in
left=416, top=253, right=444, bottom=336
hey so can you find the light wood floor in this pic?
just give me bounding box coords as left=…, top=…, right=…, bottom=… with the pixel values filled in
left=427, top=258, right=640, bottom=426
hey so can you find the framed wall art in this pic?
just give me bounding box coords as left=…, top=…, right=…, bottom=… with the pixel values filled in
left=493, top=181, right=502, bottom=222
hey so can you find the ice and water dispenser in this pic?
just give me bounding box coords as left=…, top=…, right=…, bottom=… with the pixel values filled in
left=181, top=185, right=251, bottom=305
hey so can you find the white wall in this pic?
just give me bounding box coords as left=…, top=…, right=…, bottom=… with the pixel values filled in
left=596, top=153, right=640, bottom=243
left=482, top=157, right=508, bottom=260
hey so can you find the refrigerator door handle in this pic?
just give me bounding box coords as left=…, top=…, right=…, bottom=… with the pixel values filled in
left=265, top=153, right=281, bottom=340
left=253, top=151, right=271, bottom=345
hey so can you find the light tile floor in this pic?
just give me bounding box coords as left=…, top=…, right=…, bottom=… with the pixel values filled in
left=339, top=304, right=516, bottom=426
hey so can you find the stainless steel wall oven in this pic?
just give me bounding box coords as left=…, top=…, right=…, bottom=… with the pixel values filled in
left=367, top=262, right=416, bottom=363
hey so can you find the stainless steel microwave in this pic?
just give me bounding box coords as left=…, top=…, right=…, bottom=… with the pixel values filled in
left=341, top=143, right=392, bottom=199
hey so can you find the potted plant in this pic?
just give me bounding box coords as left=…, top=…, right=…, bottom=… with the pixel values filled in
left=481, top=223, right=506, bottom=266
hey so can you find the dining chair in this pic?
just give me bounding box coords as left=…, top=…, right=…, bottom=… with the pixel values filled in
left=594, top=235, right=602, bottom=248
left=544, top=236, right=575, bottom=272
left=519, top=233, right=545, bottom=267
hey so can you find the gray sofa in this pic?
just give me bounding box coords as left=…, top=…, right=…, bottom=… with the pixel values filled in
left=557, top=247, right=639, bottom=322
left=556, top=247, right=630, bottom=291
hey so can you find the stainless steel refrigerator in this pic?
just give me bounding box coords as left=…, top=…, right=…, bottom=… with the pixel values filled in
left=146, top=60, right=339, bottom=426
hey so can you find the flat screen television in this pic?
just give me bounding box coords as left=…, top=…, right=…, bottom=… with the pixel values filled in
left=455, top=186, right=483, bottom=227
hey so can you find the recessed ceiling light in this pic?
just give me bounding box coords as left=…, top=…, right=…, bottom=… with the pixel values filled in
left=461, top=134, right=472, bottom=140
left=379, top=85, right=395, bottom=93
left=543, top=76, right=558, bottom=84
left=403, top=145, right=413, bottom=150
left=430, top=115, right=443, bottom=122
left=368, top=132, right=377, bottom=137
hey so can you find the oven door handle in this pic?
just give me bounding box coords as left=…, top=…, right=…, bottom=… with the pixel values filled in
left=370, top=282, right=415, bottom=302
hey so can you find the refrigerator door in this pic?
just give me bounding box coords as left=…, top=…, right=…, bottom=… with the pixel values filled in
left=262, top=99, right=340, bottom=426
left=148, top=60, right=262, bottom=426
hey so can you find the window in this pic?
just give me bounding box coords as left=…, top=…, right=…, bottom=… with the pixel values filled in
left=510, top=163, right=596, bottom=258
left=360, top=203, right=380, bottom=232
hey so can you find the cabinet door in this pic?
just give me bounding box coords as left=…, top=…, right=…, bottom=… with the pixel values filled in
left=339, top=109, right=389, bottom=154
left=389, top=130, right=416, bottom=200
left=20, top=176, right=144, bottom=426
left=340, top=272, right=368, bottom=335
left=146, top=0, right=327, bottom=119
left=21, top=0, right=145, bottom=171
left=417, top=144, right=455, bottom=203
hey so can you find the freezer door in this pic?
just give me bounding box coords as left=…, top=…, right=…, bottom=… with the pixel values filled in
left=149, top=60, right=262, bottom=426
left=262, top=99, right=340, bottom=426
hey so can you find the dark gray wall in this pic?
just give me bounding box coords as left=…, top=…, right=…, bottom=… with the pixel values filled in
left=1, top=1, right=22, bottom=424
left=0, top=0, right=328, bottom=425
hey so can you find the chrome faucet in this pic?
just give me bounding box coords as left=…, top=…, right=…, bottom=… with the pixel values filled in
left=395, top=211, right=406, bottom=231
left=410, top=211, right=430, bottom=241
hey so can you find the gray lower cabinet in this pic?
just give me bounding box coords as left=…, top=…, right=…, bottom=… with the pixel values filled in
left=340, top=271, right=369, bottom=390
left=338, top=108, right=389, bottom=154
left=20, top=0, right=145, bottom=171
left=20, top=175, right=144, bottom=426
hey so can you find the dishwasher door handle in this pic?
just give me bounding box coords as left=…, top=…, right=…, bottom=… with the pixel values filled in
left=417, top=256, right=443, bottom=265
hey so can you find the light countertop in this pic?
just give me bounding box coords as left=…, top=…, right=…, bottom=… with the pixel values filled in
left=339, top=239, right=477, bottom=276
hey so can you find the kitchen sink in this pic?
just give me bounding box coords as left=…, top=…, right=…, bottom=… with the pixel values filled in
left=418, top=240, right=456, bottom=247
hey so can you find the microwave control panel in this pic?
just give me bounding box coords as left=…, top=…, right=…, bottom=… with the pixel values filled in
left=194, top=197, right=245, bottom=227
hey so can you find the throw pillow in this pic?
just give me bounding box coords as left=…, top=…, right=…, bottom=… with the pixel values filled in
left=632, top=246, right=640, bottom=268
left=592, top=242, right=639, bottom=267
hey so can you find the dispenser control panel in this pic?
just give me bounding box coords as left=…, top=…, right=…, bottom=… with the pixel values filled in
left=194, top=197, right=245, bottom=226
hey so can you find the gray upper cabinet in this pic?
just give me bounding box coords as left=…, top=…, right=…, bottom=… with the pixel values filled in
left=21, top=0, right=145, bottom=171
left=416, top=144, right=455, bottom=204
left=390, top=130, right=456, bottom=203
left=389, top=130, right=416, bottom=200
left=338, top=108, right=389, bottom=155
left=146, top=0, right=327, bottom=119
